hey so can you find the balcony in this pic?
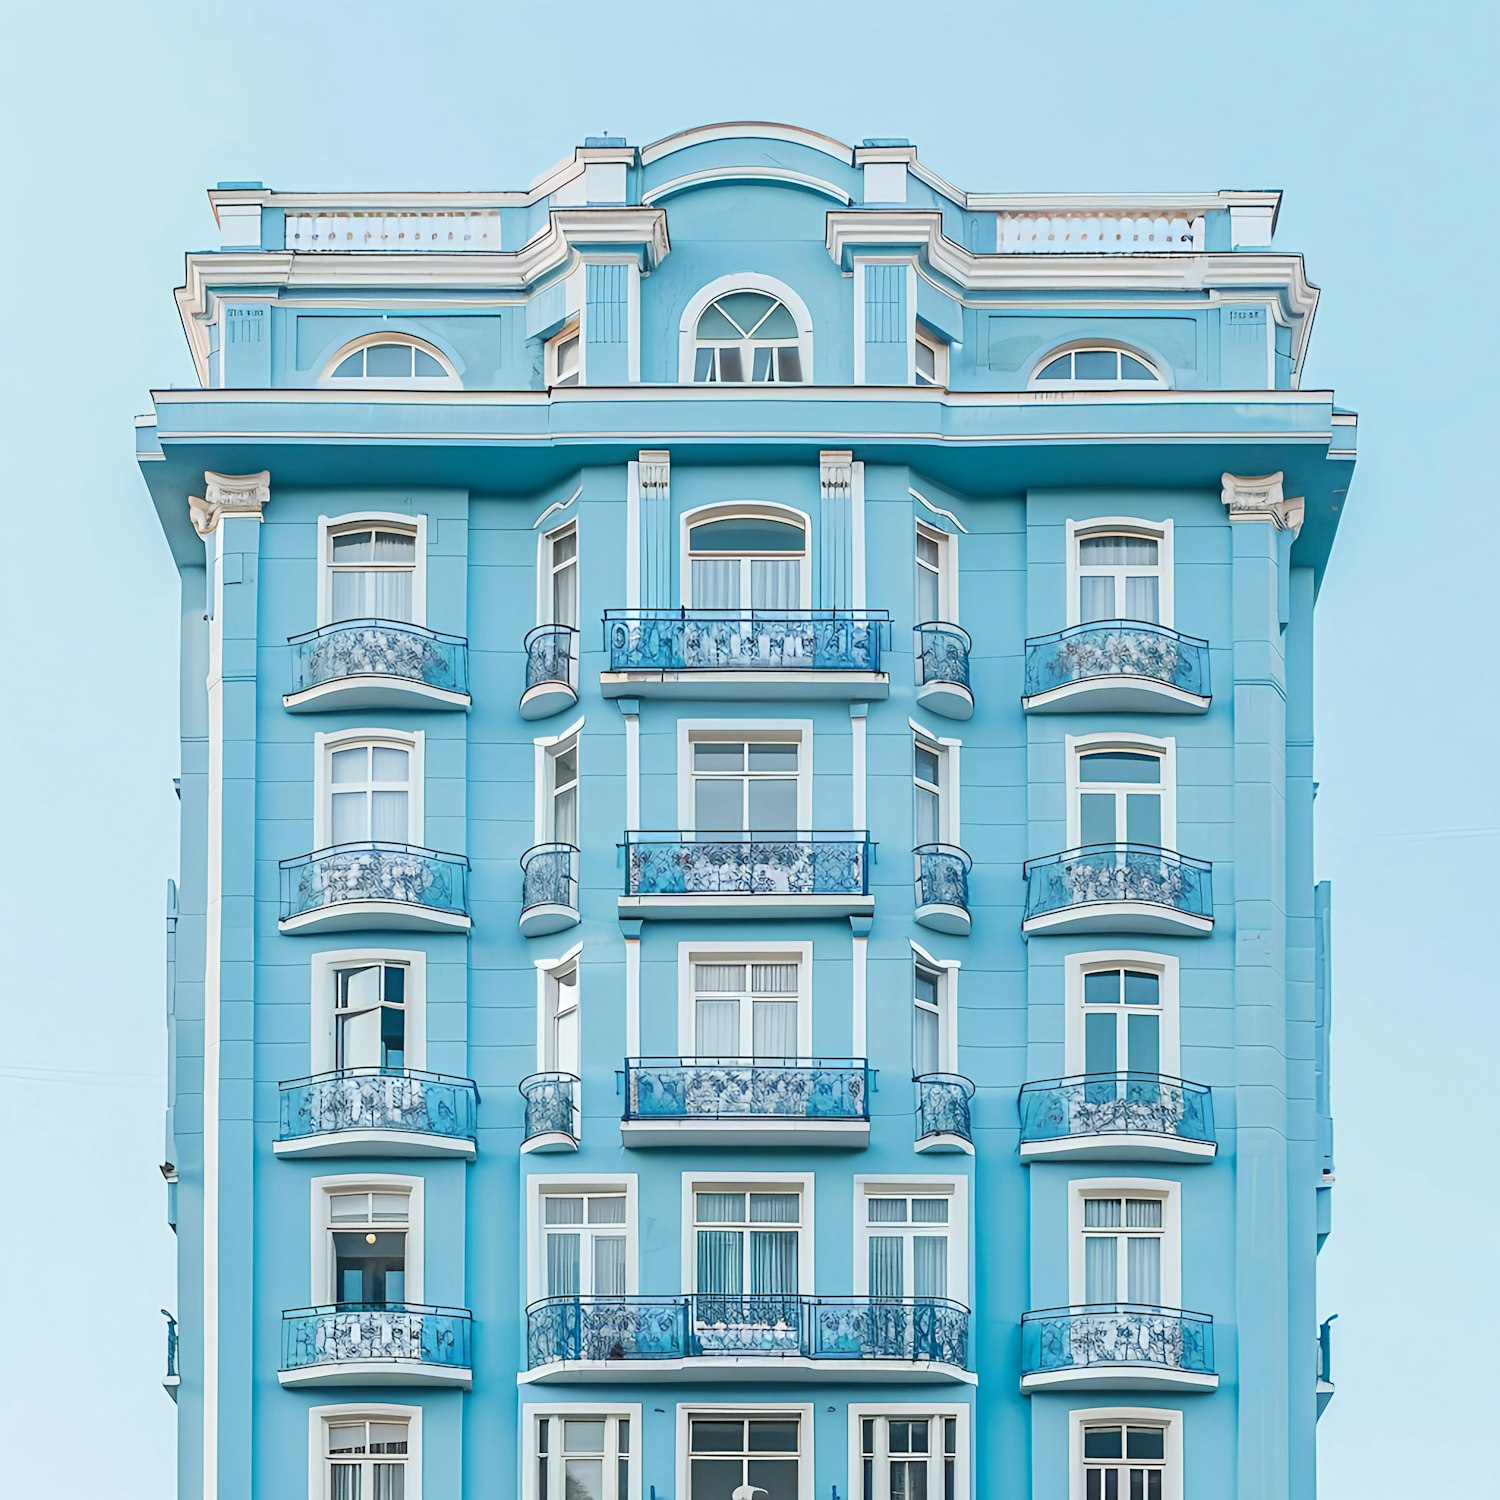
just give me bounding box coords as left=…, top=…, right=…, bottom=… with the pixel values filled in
left=620, top=832, right=874, bottom=920
left=1022, top=845, right=1212, bottom=937
left=274, top=1068, right=478, bottom=1160
left=520, top=1071, right=579, bottom=1154
left=520, top=842, right=580, bottom=936
left=521, top=625, right=579, bottom=720
left=914, top=844, right=972, bottom=936
left=284, top=620, right=470, bottom=712
left=1022, top=621, right=1210, bottom=714
left=1020, top=1304, right=1217, bottom=1393
left=279, top=1304, right=472, bottom=1388
left=914, top=623, right=974, bottom=720
left=1019, top=1073, right=1216, bottom=1163
left=279, top=843, right=471, bottom=934
left=915, top=1074, right=975, bottom=1155
left=620, top=1058, right=871, bottom=1147
left=161, top=1310, right=179, bottom=1400
left=601, top=610, right=891, bottom=700
left=523, top=1294, right=971, bottom=1384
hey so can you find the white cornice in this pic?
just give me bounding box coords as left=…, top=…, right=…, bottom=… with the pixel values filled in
left=640, top=120, right=855, bottom=167
left=644, top=167, right=851, bottom=206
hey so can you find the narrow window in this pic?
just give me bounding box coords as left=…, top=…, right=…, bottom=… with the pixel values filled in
left=328, top=1189, right=410, bottom=1305
left=692, top=291, right=804, bottom=383
left=693, top=1189, right=802, bottom=1304
left=915, top=526, right=947, bottom=625
left=541, top=1191, right=628, bottom=1298
left=543, top=522, right=579, bottom=629
left=334, top=960, right=409, bottom=1072
left=325, top=1416, right=410, bottom=1500
left=536, top=1414, right=630, bottom=1500
left=866, top=1191, right=951, bottom=1299
left=687, top=512, right=807, bottom=610
left=329, top=740, right=414, bottom=845
left=914, top=329, right=946, bottom=387
left=1082, top=1194, right=1165, bottom=1303
left=914, top=736, right=948, bottom=846
left=1082, top=965, right=1163, bottom=1076
left=691, top=957, right=799, bottom=1059
left=547, top=322, right=581, bottom=388
left=328, top=524, right=418, bottom=623
left=861, top=1415, right=958, bottom=1500
left=1082, top=1422, right=1168, bottom=1500
left=690, top=736, right=799, bottom=834
left=913, top=960, right=946, bottom=1077
left=1077, top=531, right=1163, bottom=624
left=544, top=735, right=579, bottom=846
left=688, top=1414, right=801, bottom=1498
left=1077, top=748, right=1164, bottom=848
left=543, top=961, right=580, bottom=1077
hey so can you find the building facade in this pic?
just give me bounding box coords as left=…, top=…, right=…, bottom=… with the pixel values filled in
left=138, top=123, right=1352, bottom=1500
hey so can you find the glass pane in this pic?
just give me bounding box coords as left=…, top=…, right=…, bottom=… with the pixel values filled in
left=694, top=740, right=746, bottom=772
left=562, top=1459, right=603, bottom=1500
left=915, top=746, right=941, bottom=786
left=554, top=744, right=578, bottom=786
left=332, top=793, right=366, bottom=845
left=717, top=291, right=776, bottom=334
left=553, top=785, right=578, bottom=845
left=913, top=1235, right=948, bottom=1297
left=333, top=353, right=364, bottom=378
left=696, top=999, right=741, bottom=1056
left=718, top=346, right=745, bottom=382
left=1074, top=349, right=1118, bottom=380
left=593, top=1237, right=626, bottom=1296
left=748, top=1420, right=800, bottom=1452
left=911, top=1196, right=948, bottom=1224
left=917, top=535, right=940, bottom=572
left=331, top=747, right=366, bottom=783
left=916, top=340, right=937, bottom=382
left=1038, top=353, right=1071, bottom=379
left=748, top=1458, right=799, bottom=1499
left=1123, top=971, right=1160, bottom=1006
left=691, top=557, right=739, bottom=609
left=544, top=1196, right=585, bottom=1225
left=696, top=1229, right=743, bottom=1295
left=749, top=1230, right=797, bottom=1293
left=695, top=778, right=744, bottom=832
left=329, top=1192, right=370, bottom=1222
left=915, top=785, right=939, bottom=847
left=916, top=563, right=940, bottom=624
left=751, top=1000, right=796, bottom=1057
left=748, top=777, right=798, bottom=831
left=752, top=557, right=800, bottom=607
left=748, top=742, right=799, bottom=771
left=370, top=790, right=408, bottom=843
left=1085, top=1236, right=1118, bottom=1303
left=1080, top=535, right=1158, bottom=566
left=690, top=516, right=806, bottom=555
left=1079, top=575, right=1117, bottom=622
left=1079, top=793, right=1116, bottom=846
left=776, top=347, right=803, bottom=382
left=332, top=530, right=374, bottom=560
left=690, top=1420, right=744, bottom=1454
left=588, top=1195, right=627, bottom=1224
left=750, top=1193, right=800, bottom=1223
left=328, top=1423, right=367, bottom=1454
left=1126, top=1013, right=1160, bottom=1074
left=1085, top=1012, right=1118, bottom=1074
left=1120, top=354, right=1155, bottom=380
left=366, top=342, right=412, bottom=377
left=759, top=303, right=798, bottom=338
left=1080, top=752, right=1161, bottom=784
left=546, top=1233, right=580, bottom=1296
left=691, top=1459, right=742, bottom=1495
left=868, top=1197, right=908, bottom=1223
left=1125, top=794, right=1162, bottom=847
left=696, top=304, right=742, bottom=340
left=914, top=966, right=939, bottom=1008
left=1125, top=1198, right=1163, bottom=1229
left=751, top=963, right=798, bottom=994
left=752, top=347, right=774, bottom=382
left=1127, top=1236, right=1162, bottom=1304
left=914, top=1005, right=939, bottom=1076
left=697, top=1193, right=747, bottom=1223
left=1084, top=970, right=1121, bottom=1004
left=1084, top=1197, right=1123, bottom=1228
left=369, top=1424, right=408, bottom=1454
left=413, top=349, right=444, bottom=376
left=693, top=347, right=715, bottom=381
left=1125, top=575, right=1160, bottom=623
left=1126, top=1428, right=1166, bottom=1461
left=372, top=747, right=409, bottom=783
left=696, top=963, right=747, bottom=993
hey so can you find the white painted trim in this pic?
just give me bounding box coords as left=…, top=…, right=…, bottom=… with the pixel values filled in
left=531, top=487, right=581, bottom=532
left=310, top=1173, right=425, bottom=1304
left=643, top=166, right=852, bottom=205
left=851, top=460, right=867, bottom=609
left=679, top=500, right=813, bottom=610
left=1064, top=950, right=1180, bottom=1078
left=521, top=1403, right=643, bottom=1500
left=852, top=929, right=868, bottom=1058
left=1065, top=516, right=1175, bottom=630
left=675, top=940, right=814, bottom=1057
left=535, top=516, right=579, bottom=630
left=1066, top=1177, right=1182, bottom=1307
left=309, top=948, right=427, bottom=1074
left=624, top=931, right=641, bottom=1057
left=674, top=1402, right=818, bottom=1500
left=676, top=273, right=814, bottom=384
left=309, top=1404, right=423, bottom=1500
left=853, top=261, right=866, bottom=386
left=534, top=948, right=583, bottom=1129
left=623, top=708, right=640, bottom=830
left=912, top=723, right=962, bottom=846
left=642, top=120, right=855, bottom=164
left=908, top=938, right=960, bottom=973
left=914, top=519, right=960, bottom=623
left=527, top=1174, right=639, bottom=1305
left=318, top=332, right=461, bottom=389
left=848, top=1404, right=970, bottom=1500
left=532, top=716, right=584, bottom=844
left=1028, top=341, right=1169, bottom=391
left=317, top=512, right=428, bottom=628
left=681, top=1170, right=815, bottom=1296
left=851, top=710, right=868, bottom=831
left=1068, top=1406, right=1183, bottom=1500
left=675, top=718, right=814, bottom=834
left=909, top=487, right=969, bottom=534
left=1065, top=732, right=1176, bottom=850
left=313, top=728, right=425, bottom=850
left=625, top=461, right=641, bottom=610
left=853, top=1174, right=969, bottom=1302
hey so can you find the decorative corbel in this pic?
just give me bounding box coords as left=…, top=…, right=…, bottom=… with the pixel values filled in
left=638, top=450, right=670, bottom=502
left=820, top=450, right=854, bottom=500
left=1220, top=472, right=1304, bottom=535
left=189, top=470, right=270, bottom=536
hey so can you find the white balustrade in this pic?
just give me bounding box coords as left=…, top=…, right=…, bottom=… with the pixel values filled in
left=284, top=209, right=500, bottom=252
left=998, top=212, right=1203, bottom=253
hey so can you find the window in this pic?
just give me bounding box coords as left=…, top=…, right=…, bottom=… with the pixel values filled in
left=324, top=1415, right=411, bottom=1500
left=334, top=960, right=409, bottom=1072
left=865, top=1192, right=950, bottom=1299
left=1082, top=964, right=1163, bottom=1076
left=321, top=736, right=419, bottom=847
left=547, top=322, right=581, bottom=388
left=860, top=1416, right=957, bottom=1500
left=535, top=1414, right=630, bottom=1500
left=686, top=510, right=808, bottom=610
left=542, top=961, right=580, bottom=1077
left=1031, top=346, right=1162, bottom=387
left=1075, top=530, right=1166, bottom=624
left=542, top=522, right=579, bottom=629
left=328, top=1189, right=410, bottom=1305
left=326, top=523, right=420, bottom=623
left=544, top=735, right=579, bottom=845
left=913, top=737, right=952, bottom=846
left=914, top=329, right=947, bottom=388
left=1082, top=1193, right=1165, bottom=1304
left=690, top=737, right=799, bottom=834
left=692, top=292, right=804, bottom=382
left=323, top=336, right=458, bottom=388
left=691, top=957, right=800, bottom=1059
left=912, top=958, right=951, bottom=1077
left=693, top=1188, right=802, bottom=1304
left=542, top=1191, right=629, bottom=1298
left=688, top=1414, right=802, bottom=1500
left=1081, top=1421, right=1168, bottom=1500
left=1075, top=746, right=1166, bottom=849
left=914, top=524, right=956, bottom=625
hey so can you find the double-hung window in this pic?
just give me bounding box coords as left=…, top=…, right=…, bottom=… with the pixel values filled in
left=1083, top=966, right=1162, bottom=1077
left=912, top=960, right=948, bottom=1077
left=691, top=738, right=799, bottom=835
left=329, top=1189, right=410, bottom=1305
left=914, top=330, right=946, bottom=388
left=694, top=1189, right=802, bottom=1311
left=545, top=736, right=579, bottom=846
left=328, top=525, right=419, bottom=623
left=535, top=1414, right=629, bottom=1500
left=542, top=962, right=580, bottom=1079
left=1077, top=749, right=1164, bottom=849
left=542, top=1191, right=628, bottom=1299
left=334, top=961, right=408, bottom=1072
left=1083, top=1194, right=1164, bottom=1305
left=687, top=1414, right=801, bottom=1500
left=914, top=738, right=950, bottom=847
left=1082, top=1422, right=1168, bottom=1500
left=328, top=740, right=415, bottom=846
left=915, top=526, right=952, bottom=625
left=325, top=1416, right=410, bottom=1500
left=866, top=1192, right=950, bottom=1300
left=687, top=512, right=807, bottom=611
left=547, top=323, right=581, bottom=388
left=543, top=523, right=579, bottom=630
left=1076, top=532, right=1164, bottom=625
left=692, top=958, right=799, bottom=1059
left=860, top=1415, right=957, bottom=1500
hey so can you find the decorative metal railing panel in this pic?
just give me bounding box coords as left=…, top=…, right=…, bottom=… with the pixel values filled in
left=162, top=1310, right=178, bottom=1380
left=916, top=1074, right=975, bottom=1143
left=1023, top=621, right=1209, bottom=699
left=997, top=212, right=1203, bottom=253
left=285, top=209, right=500, bottom=251
left=521, top=843, right=579, bottom=913
left=281, top=1304, right=472, bottom=1372
left=623, top=833, right=872, bottom=897
left=623, top=1059, right=870, bottom=1121
left=279, top=1069, right=478, bottom=1143
left=520, top=1072, right=578, bottom=1143
left=915, top=845, right=971, bottom=911
left=1021, top=1304, right=1214, bottom=1378
left=288, top=619, right=469, bottom=698
left=524, top=625, right=577, bottom=693
left=525, top=1295, right=970, bottom=1369
left=914, top=623, right=972, bottom=690
left=280, top=843, right=470, bottom=922
left=1023, top=845, right=1212, bottom=923
left=1019, top=1073, right=1214, bottom=1147
left=604, top=610, right=890, bottom=674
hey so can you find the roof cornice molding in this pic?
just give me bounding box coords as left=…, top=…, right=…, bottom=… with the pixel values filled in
left=641, top=120, right=855, bottom=167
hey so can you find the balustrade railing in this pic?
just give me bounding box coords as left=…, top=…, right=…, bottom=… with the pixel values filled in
left=521, top=843, right=579, bottom=913
left=623, top=832, right=872, bottom=897
left=285, top=209, right=500, bottom=252
left=1019, top=1073, right=1214, bottom=1147
left=279, top=1068, right=478, bottom=1144
left=1024, top=621, right=1209, bottom=700
left=605, top=610, right=890, bottom=674
left=915, top=845, right=971, bottom=912
left=916, top=1074, right=975, bottom=1144
left=914, top=623, right=972, bottom=691
left=520, top=1072, right=579, bottom=1144
left=288, top=619, right=469, bottom=697
left=281, top=1304, right=473, bottom=1373
left=1021, top=1304, right=1214, bottom=1378
left=998, top=212, right=1203, bottom=253
left=1023, top=845, right=1212, bottom=924
left=524, top=625, right=577, bottom=694
left=280, top=843, right=470, bottom=922
left=623, top=1058, right=870, bottom=1122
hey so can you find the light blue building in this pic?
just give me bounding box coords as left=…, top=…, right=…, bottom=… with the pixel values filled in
left=137, top=122, right=1353, bottom=1500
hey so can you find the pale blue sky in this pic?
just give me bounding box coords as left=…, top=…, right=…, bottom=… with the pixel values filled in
left=1, top=2, right=1492, bottom=1492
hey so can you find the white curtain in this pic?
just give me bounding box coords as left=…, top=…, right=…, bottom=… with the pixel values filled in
left=1079, top=576, right=1116, bottom=623
left=1127, top=1239, right=1162, bottom=1304
left=593, top=1237, right=627, bottom=1297
left=1125, top=575, right=1159, bottom=623
left=1085, top=1238, right=1118, bottom=1303
left=546, top=1233, right=580, bottom=1297
left=913, top=1007, right=939, bottom=1077
left=695, top=999, right=740, bottom=1056
left=869, top=1237, right=903, bottom=1298
left=692, top=559, right=739, bottom=609
left=752, top=559, right=800, bottom=610
left=912, top=1237, right=948, bottom=1298
left=370, top=791, right=408, bottom=843
left=752, top=1001, right=796, bottom=1058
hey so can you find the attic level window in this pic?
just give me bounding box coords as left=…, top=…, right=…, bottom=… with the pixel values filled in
left=693, top=292, right=803, bottom=383
left=1032, top=346, right=1162, bottom=386
left=323, top=336, right=458, bottom=387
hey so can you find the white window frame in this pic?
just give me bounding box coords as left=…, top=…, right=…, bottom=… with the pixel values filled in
left=680, top=501, right=813, bottom=611
left=314, top=727, right=425, bottom=849
left=319, top=333, right=461, bottom=390
left=681, top=1172, right=815, bottom=1297
left=677, top=941, right=814, bottom=1058
left=537, top=519, right=580, bottom=630
left=309, top=1404, right=423, bottom=1500
left=914, top=520, right=958, bottom=624
left=546, top=319, right=582, bottom=388
left=1065, top=517, right=1174, bottom=629
left=1068, top=1407, right=1183, bottom=1500
left=677, top=719, right=814, bottom=834
left=536, top=944, right=584, bottom=1074
left=527, top=1175, right=639, bottom=1304
left=853, top=1175, right=969, bottom=1303
left=1066, top=950, right=1179, bottom=1078
left=911, top=941, right=960, bottom=1075
left=1029, top=343, right=1167, bottom=390
left=1068, top=1178, right=1181, bottom=1307
left=676, top=1403, right=816, bottom=1500
left=1066, top=733, right=1175, bottom=851
left=317, top=512, right=428, bottom=628
left=911, top=724, right=961, bottom=846
left=310, top=948, right=428, bottom=1075
left=677, top=273, right=814, bottom=384
left=524, top=1403, right=643, bottom=1500
left=534, top=716, right=584, bottom=845
left=849, top=1404, right=970, bottom=1500
left=310, top=1173, right=424, bottom=1304
left=913, top=327, right=949, bottom=388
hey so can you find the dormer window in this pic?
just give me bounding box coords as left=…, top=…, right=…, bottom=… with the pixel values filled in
left=322, top=335, right=459, bottom=388
left=1031, top=345, right=1163, bottom=388
left=693, top=292, right=804, bottom=383
left=547, top=322, right=581, bottom=387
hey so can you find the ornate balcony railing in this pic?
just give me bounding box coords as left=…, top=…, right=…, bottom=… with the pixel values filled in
left=916, top=1074, right=975, bottom=1146
left=162, top=1309, right=179, bottom=1381
left=288, top=619, right=469, bottom=698
left=285, top=208, right=501, bottom=252
left=1023, top=620, right=1209, bottom=701
left=1023, top=845, right=1212, bottom=925
left=281, top=1304, right=473, bottom=1374
left=526, top=1294, right=969, bottom=1369
left=623, top=832, right=872, bottom=897
left=521, top=843, right=579, bottom=913
left=278, top=1068, right=478, bottom=1144
left=915, top=623, right=972, bottom=690
left=997, top=211, right=1204, bottom=253
left=1019, top=1073, right=1214, bottom=1149
left=520, top=1072, right=579, bottom=1145
left=1021, top=1304, right=1214, bottom=1379
left=604, top=610, right=890, bottom=674
left=280, top=843, right=470, bottom=924
left=524, top=625, right=577, bottom=694
left=915, top=845, right=971, bottom=911
left=623, top=1058, right=870, bottom=1122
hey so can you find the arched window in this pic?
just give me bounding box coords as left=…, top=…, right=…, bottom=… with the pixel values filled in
left=692, top=291, right=804, bottom=383
left=321, top=334, right=459, bottom=388
left=684, top=506, right=809, bottom=609
left=1030, top=345, right=1164, bottom=388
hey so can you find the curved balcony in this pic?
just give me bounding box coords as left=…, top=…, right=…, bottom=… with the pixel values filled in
left=620, top=831, right=874, bottom=920
left=1019, top=1073, right=1216, bottom=1163
left=1020, top=1304, right=1217, bottom=1393
left=601, top=609, right=891, bottom=700
left=523, top=1294, right=970, bottom=1384
left=914, top=844, right=972, bottom=936
left=275, top=1068, right=478, bottom=1159
left=621, top=1058, right=871, bottom=1147
left=915, top=1073, right=975, bottom=1155
left=520, top=1071, right=579, bottom=1154
left=279, top=1303, right=472, bottom=1388
left=520, top=842, right=580, bottom=936
left=521, top=624, right=579, bottom=720
left=284, top=619, right=470, bottom=712
left=914, top=623, right=974, bottom=720
left=1022, top=621, right=1210, bottom=714
left=1022, top=845, right=1212, bottom=936
left=279, top=843, right=471, bottom=934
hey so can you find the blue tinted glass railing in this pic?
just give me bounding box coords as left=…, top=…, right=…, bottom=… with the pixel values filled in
left=604, top=610, right=890, bottom=673
left=521, top=843, right=579, bottom=913
left=1023, top=845, right=1211, bottom=922
left=1021, top=1304, right=1214, bottom=1377
left=280, top=843, right=470, bottom=921
left=915, top=622, right=972, bottom=689
left=289, top=620, right=469, bottom=696
left=279, top=1069, right=477, bottom=1143
left=623, top=832, right=873, bottom=896
left=915, top=844, right=971, bottom=911
left=1024, top=621, right=1209, bottom=699
left=916, top=1074, right=974, bottom=1143
left=280, top=1304, right=472, bottom=1372
left=525, top=1294, right=969, bottom=1369
left=520, top=1072, right=578, bottom=1143
left=1019, top=1073, right=1214, bottom=1146
left=525, top=625, right=577, bottom=691
left=623, top=1058, right=871, bottom=1121
left=162, top=1310, right=178, bottom=1380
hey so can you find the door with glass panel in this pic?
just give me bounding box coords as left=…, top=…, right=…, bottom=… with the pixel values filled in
left=1082, top=1194, right=1164, bottom=1305
left=1077, top=750, right=1164, bottom=849
left=687, top=514, right=806, bottom=611
left=691, top=959, right=798, bottom=1060
left=866, top=1193, right=950, bottom=1303
left=329, top=1190, right=409, bottom=1305
left=1077, top=532, right=1162, bottom=623
left=694, top=1190, right=801, bottom=1337
left=536, top=1415, right=630, bottom=1500
left=328, top=525, right=418, bottom=623
left=688, top=1415, right=801, bottom=1500
left=1083, top=965, right=1164, bottom=1112
left=334, top=961, right=407, bottom=1072
left=542, top=1192, right=628, bottom=1301
left=329, top=742, right=413, bottom=846
left=861, top=1416, right=958, bottom=1500
left=325, top=1417, right=410, bottom=1500
left=691, top=739, right=799, bottom=836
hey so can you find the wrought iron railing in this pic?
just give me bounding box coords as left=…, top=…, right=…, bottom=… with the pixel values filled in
left=1023, top=845, right=1212, bottom=924
left=915, top=844, right=971, bottom=912
left=288, top=619, right=469, bottom=697
left=623, top=1058, right=871, bottom=1122
left=1024, top=620, right=1209, bottom=700
left=521, top=843, right=579, bottom=914
left=623, top=832, right=873, bottom=897
left=524, top=624, right=577, bottom=694
left=914, top=622, right=972, bottom=691
left=161, top=1309, right=178, bottom=1380
left=1019, top=1073, right=1214, bottom=1147
left=604, top=610, right=890, bottom=674
left=525, top=1294, right=969, bottom=1369
left=1021, top=1304, right=1214, bottom=1378
left=279, top=1068, right=478, bottom=1144
left=281, top=1304, right=473, bottom=1373
left=916, top=1074, right=975, bottom=1144
left=280, top=843, right=470, bottom=922
left=520, top=1072, right=578, bottom=1143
